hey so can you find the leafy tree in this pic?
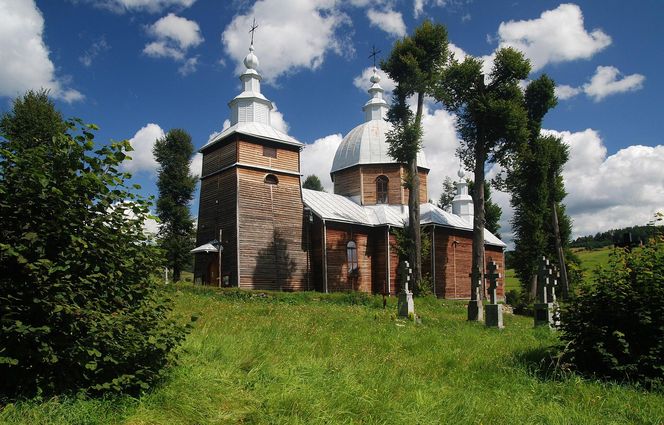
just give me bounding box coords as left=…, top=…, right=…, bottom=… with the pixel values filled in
left=561, top=240, right=664, bottom=388
left=382, top=20, right=449, bottom=286
left=0, top=92, right=188, bottom=399
left=153, top=129, right=197, bottom=282
left=468, top=180, right=502, bottom=238
left=437, top=176, right=456, bottom=211
left=303, top=174, right=325, bottom=191
left=437, top=48, right=530, bottom=293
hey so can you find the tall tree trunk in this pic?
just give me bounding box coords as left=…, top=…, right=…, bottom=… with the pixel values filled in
left=528, top=274, right=537, bottom=301
left=410, top=92, right=425, bottom=286
left=472, top=146, right=486, bottom=299
left=551, top=201, right=569, bottom=299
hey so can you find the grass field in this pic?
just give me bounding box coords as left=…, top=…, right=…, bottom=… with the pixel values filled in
left=2, top=285, right=663, bottom=425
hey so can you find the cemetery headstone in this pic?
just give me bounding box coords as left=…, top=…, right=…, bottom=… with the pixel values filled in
left=485, top=260, right=504, bottom=328
left=398, top=261, right=415, bottom=318
left=467, top=265, right=484, bottom=321
left=534, top=256, right=555, bottom=328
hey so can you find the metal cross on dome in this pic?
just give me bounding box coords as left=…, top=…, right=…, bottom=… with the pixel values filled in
left=249, top=18, right=259, bottom=45
left=369, top=45, right=381, bottom=68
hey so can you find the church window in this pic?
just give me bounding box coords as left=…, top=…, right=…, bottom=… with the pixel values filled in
left=263, top=146, right=277, bottom=158
left=376, top=175, right=388, bottom=204
left=264, top=174, right=278, bottom=185
left=347, top=241, right=358, bottom=273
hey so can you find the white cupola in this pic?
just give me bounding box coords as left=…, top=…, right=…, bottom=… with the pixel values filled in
left=452, top=168, right=474, bottom=224
left=228, top=44, right=273, bottom=126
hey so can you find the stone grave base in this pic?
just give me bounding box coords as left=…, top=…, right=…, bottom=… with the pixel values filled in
left=534, top=302, right=554, bottom=327
left=467, top=299, right=484, bottom=321
left=398, top=290, right=414, bottom=318
left=485, top=303, right=504, bottom=328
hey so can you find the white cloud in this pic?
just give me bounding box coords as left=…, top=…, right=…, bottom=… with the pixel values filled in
left=495, top=3, right=611, bottom=72
left=583, top=65, right=645, bottom=102
left=542, top=129, right=664, bottom=238
left=555, top=84, right=582, bottom=100
left=190, top=152, right=202, bottom=178
left=414, top=0, right=448, bottom=18
left=301, top=134, right=343, bottom=192
left=353, top=66, right=396, bottom=94
left=84, top=0, right=196, bottom=14
left=448, top=42, right=468, bottom=62
left=121, top=123, right=165, bottom=175
left=143, top=13, right=202, bottom=72
left=221, top=0, right=352, bottom=84
left=0, top=0, right=83, bottom=102
left=366, top=8, right=406, bottom=37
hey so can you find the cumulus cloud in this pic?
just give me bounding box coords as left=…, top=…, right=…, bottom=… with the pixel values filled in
left=82, top=0, right=196, bottom=14
left=121, top=123, right=165, bottom=175
left=542, top=129, right=664, bottom=238
left=190, top=152, right=202, bottom=178
left=0, top=0, right=83, bottom=102
left=366, top=8, right=406, bottom=37
left=221, top=0, right=352, bottom=84
left=301, top=134, right=343, bottom=192
left=555, top=84, right=582, bottom=100
left=143, top=13, right=203, bottom=73
left=583, top=65, right=645, bottom=102
left=494, top=3, right=611, bottom=72
left=448, top=42, right=468, bottom=62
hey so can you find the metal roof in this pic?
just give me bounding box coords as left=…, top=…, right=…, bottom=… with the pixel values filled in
left=201, top=121, right=303, bottom=152
left=302, top=189, right=505, bottom=247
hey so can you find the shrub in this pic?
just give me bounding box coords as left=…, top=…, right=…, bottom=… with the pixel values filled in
left=0, top=92, right=189, bottom=400
left=560, top=241, right=664, bottom=388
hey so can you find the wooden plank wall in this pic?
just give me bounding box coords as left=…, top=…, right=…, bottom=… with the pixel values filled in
left=237, top=166, right=308, bottom=291
left=201, top=140, right=236, bottom=177
left=194, top=167, right=237, bottom=285
left=237, top=140, right=299, bottom=172
left=324, top=223, right=373, bottom=292
left=332, top=167, right=361, bottom=200
left=360, top=164, right=404, bottom=205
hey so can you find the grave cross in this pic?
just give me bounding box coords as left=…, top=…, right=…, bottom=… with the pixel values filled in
left=249, top=18, right=259, bottom=45
left=547, top=263, right=559, bottom=304
left=538, top=256, right=552, bottom=304
left=486, top=260, right=501, bottom=304
left=369, top=45, right=381, bottom=68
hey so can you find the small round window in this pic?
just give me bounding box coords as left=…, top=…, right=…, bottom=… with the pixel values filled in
left=264, top=174, right=278, bottom=185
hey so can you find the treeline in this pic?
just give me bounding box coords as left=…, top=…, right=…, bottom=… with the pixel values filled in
left=570, top=225, right=658, bottom=249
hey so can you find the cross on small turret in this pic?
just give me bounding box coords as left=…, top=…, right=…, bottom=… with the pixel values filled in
left=369, top=45, right=381, bottom=68
left=249, top=18, right=259, bottom=45
left=486, top=259, right=501, bottom=304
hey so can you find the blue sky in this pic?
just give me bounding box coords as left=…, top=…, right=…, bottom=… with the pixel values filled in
left=1, top=0, right=663, bottom=242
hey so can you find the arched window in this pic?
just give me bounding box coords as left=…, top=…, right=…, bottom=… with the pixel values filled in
left=264, top=174, right=278, bottom=185
left=376, top=175, right=388, bottom=204
left=346, top=241, right=358, bottom=273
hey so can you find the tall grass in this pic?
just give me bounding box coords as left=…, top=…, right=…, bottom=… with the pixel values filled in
left=2, top=286, right=663, bottom=424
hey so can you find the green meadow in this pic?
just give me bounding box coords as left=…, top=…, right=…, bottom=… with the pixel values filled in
left=2, top=284, right=663, bottom=425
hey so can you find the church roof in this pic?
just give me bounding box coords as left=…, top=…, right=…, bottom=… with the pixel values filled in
left=302, top=189, right=505, bottom=247
left=200, top=43, right=302, bottom=152
left=330, top=68, right=428, bottom=174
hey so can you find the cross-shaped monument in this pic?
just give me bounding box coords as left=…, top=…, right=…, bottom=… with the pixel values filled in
left=398, top=260, right=415, bottom=318
left=534, top=256, right=556, bottom=328
left=467, top=265, right=483, bottom=321
left=484, top=259, right=504, bottom=328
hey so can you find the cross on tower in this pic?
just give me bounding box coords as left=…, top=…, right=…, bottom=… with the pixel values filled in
left=369, top=45, right=381, bottom=68
left=486, top=259, right=501, bottom=304
left=249, top=18, right=259, bottom=45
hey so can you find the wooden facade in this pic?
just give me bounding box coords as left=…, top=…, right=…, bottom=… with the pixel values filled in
left=194, top=134, right=309, bottom=290
left=332, top=164, right=428, bottom=206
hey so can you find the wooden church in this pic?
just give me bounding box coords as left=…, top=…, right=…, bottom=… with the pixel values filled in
left=193, top=43, right=506, bottom=299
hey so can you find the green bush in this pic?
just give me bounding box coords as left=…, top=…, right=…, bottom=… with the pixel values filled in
left=560, top=242, right=664, bottom=388
left=0, top=92, right=189, bottom=400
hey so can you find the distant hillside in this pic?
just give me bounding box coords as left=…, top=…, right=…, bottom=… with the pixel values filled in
left=570, top=225, right=659, bottom=249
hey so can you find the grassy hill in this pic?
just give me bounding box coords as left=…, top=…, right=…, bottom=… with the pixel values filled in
left=2, top=285, right=662, bottom=424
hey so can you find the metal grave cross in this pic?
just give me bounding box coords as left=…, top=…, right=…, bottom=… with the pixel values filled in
left=538, top=256, right=552, bottom=304
left=369, top=45, right=381, bottom=68
left=486, top=260, right=501, bottom=304
left=249, top=18, right=259, bottom=45
left=547, top=262, right=559, bottom=304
